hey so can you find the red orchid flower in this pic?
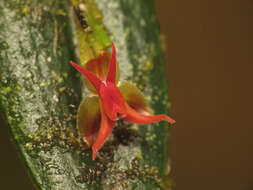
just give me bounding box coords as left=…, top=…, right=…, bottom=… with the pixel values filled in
left=70, top=42, right=175, bottom=160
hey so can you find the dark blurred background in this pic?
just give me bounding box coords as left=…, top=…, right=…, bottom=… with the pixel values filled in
left=155, top=0, right=253, bottom=190
left=1, top=0, right=253, bottom=189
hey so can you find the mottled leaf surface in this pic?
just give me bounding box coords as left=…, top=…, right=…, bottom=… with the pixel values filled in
left=0, top=0, right=173, bottom=189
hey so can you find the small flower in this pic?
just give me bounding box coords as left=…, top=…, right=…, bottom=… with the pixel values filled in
left=70, top=42, right=175, bottom=160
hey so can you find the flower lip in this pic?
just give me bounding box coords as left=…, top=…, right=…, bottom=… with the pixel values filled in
left=99, top=81, right=127, bottom=121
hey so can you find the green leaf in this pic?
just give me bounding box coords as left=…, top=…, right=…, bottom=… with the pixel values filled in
left=0, top=0, right=173, bottom=189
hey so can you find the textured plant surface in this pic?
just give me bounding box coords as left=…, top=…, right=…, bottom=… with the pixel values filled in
left=0, top=0, right=173, bottom=189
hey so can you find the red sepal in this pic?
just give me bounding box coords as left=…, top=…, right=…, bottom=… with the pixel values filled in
left=70, top=61, right=102, bottom=93
left=92, top=106, right=115, bottom=160
left=124, top=103, right=176, bottom=124
left=106, top=42, right=117, bottom=84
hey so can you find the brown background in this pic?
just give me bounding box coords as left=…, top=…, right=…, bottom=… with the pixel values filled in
left=0, top=0, right=253, bottom=189
left=155, top=0, right=253, bottom=190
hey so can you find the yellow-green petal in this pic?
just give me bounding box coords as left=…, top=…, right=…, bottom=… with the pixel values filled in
left=118, top=81, right=151, bottom=114
left=77, top=95, right=101, bottom=147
